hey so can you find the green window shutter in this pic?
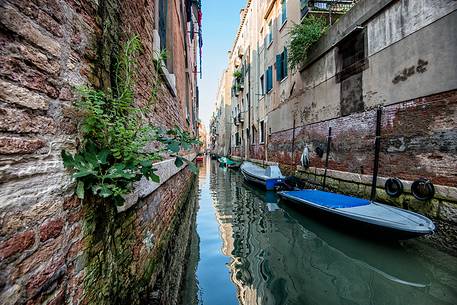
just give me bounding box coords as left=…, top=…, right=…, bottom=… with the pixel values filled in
left=276, top=54, right=281, bottom=81
left=284, top=48, right=288, bottom=77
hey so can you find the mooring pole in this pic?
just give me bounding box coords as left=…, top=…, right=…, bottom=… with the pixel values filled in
left=370, top=108, right=382, bottom=202
left=291, top=118, right=296, bottom=165
left=322, top=126, right=332, bottom=190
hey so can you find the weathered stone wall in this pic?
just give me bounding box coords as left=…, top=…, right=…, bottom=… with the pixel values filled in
left=0, top=0, right=198, bottom=304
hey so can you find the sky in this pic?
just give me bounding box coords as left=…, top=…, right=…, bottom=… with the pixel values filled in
left=198, top=0, right=246, bottom=129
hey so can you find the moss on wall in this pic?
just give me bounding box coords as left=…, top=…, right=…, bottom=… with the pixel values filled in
left=81, top=174, right=195, bottom=304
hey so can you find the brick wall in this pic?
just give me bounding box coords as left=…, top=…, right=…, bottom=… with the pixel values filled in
left=267, top=90, right=457, bottom=187
left=0, top=0, right=197, bottom=304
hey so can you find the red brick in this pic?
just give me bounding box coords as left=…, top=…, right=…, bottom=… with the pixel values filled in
left=63, top=196, right=81, bottom=210
left=40, top=218, right=64, bottom=241
left=0, top=56, right=60, bottom=98
left=0, top=230, right=35, bottom=260
left=26, top=258, right=65, bottom=298
left=66, top=239, right=83, bottom=259
left=15, top=236, right=63, bottom=278
left=0, top=136, right=45, bottom=154
left=67, top=209, right=83, bottom=224
left=0, top=107, right=56, bottom=134
left=47, top=289, right=65, bottom=305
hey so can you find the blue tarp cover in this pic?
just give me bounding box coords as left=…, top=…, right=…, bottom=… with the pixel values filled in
left=282, top=190, right=370, bottom=209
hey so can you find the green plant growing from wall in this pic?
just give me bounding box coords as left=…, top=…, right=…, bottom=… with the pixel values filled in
left=288, top=15, right=328, bottom=71
left=62, top=35, right=199, bottom=205
left=233, top=69, right=243, bottom=80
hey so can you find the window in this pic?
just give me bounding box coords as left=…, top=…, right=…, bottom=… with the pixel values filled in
left=235, top=132, right=240, bottom=146
left=260, top=74, right=265, bottom=95
left=259, top=121, right=265, bottom=144
left=158, top=0, right=167, bottom=52
left=266, top=66, right=273, bottom=93
left=281, top=0, right=287, bottom=25
left=336, top=29, right=367, bottom=116
left=276, top=48, right=288, bottom=81
left=300, top=0, right=309, bottom=18
left=158, top=0, right=174, bottom=73
left=267, top=20, right=273, bottom=45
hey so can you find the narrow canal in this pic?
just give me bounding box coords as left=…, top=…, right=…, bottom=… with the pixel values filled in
left=182, top=158, right=457, bottom=305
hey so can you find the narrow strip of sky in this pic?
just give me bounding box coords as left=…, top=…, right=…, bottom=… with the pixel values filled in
left=199, top=0, right=247, bottom=129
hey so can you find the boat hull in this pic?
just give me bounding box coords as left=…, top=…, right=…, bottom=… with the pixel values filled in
left=278, top=191, right=434, bottom=240
left=241, top=167, right=284, bottom=191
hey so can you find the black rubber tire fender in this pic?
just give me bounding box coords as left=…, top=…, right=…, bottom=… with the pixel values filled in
left=411, top=178, right=435, bottom=201
left=385, top=178, right=404, bottom=198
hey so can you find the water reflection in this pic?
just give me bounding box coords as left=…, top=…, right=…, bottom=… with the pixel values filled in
left=187, top=160, right=457, bottom=305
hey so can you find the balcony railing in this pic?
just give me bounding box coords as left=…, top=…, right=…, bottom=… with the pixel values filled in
left=302, top=0, right=356, bottom=18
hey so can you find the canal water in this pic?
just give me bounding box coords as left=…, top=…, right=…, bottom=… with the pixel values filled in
left=182, top=158, right=457, bottom=305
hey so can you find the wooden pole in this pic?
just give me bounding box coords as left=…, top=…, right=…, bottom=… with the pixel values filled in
left=322, top=126, right=332, bottom=190
left=370, top=108, right=382, bottom=202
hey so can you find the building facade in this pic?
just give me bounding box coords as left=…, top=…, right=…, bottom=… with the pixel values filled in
left=214, top=0, right=457, bottom=251
left=0, top=0, right=202, bottom=304
left=210, top=63, right=233, bottom=156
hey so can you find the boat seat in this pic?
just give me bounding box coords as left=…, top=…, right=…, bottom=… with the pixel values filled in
left=265, top=165, right=282, bottom=178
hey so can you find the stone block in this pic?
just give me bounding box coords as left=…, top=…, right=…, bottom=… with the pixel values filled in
left=39, top=218, right=64, bottom=241
left=407, top=197, right=440, bottom=218
left=338, top=180, right=358, bottom=195
left=439, top=201, right=457, bottom=223
left=0, top=136, right=45, bottom=154
left=16, top=235, right=63, bottom=277
left=0, top=4, right=61, bottom=57
left=0, top=80, right=50, bottom=110
left=0, top=230, right=35, bottom=260
left=0, top=284, right=21, bottom=305
left=0, top=107, right=56, bottom=134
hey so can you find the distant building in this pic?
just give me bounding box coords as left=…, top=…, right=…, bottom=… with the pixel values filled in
left=198, top=121, right=208, bottom=152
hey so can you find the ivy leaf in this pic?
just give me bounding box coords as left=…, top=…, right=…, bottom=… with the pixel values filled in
left=76, top=181, right=85, bottom=199
left=174, top=156, right=184, bottom=168
left=73, top=169, right=97, bottom=178
left=182, top=142, right=191, bottom=151
left=168, top=141, right=180, bottom=153
left=97, top=149, right=110, bottom=164
left=61, top=150, right=75, bottom=168
left=140, top=159, right=153, bottom=168
left=150, top=172, right=160, bottom=183
left=99, top=184, right=113, bottom=198
left=187, top=161, right=198, bottom=175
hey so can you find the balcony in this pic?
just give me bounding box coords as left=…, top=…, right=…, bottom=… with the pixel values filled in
left=302, top=0, right=356, bottom=20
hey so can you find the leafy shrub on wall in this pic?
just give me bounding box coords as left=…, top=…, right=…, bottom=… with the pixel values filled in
left=62, top=35, right=199, bottom=205
left=288, top=15, right=327, bottom=71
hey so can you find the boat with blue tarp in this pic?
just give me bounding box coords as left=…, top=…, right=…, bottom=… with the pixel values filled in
left=278, top=189, right=435, bottom=239
left=240, top=161, right=285, bottom=191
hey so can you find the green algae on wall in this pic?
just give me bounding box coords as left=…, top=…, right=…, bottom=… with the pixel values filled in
left=82, top=172, right=196, bottom=304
